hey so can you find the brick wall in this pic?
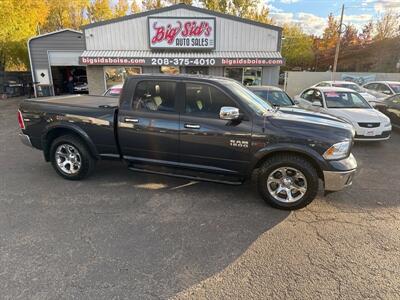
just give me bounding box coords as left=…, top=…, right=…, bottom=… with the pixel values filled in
left=87, top=66, right=105, bottom=95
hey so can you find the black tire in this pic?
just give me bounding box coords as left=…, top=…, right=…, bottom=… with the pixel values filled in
left=50, top=134, right=96, bottom=180
left=257, top=154, right=319, bottom=210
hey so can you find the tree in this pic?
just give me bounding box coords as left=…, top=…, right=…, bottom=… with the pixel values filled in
left=281, top=24, right=314, bottom=69
left=341, top=24, right=359, bottom=49
left=248, top=6, right=271, bottom=24
left=43, top=0, right=89, bottom=32
left=230, top=0, right=258, bottom=18
left=359, top=21, right=373, bottom=45
left=375, top=11, right=399, bottom=40
left=130, top=0, right=141, bottom=13
left=0, top=0, right=49, bottom=70
left=201, top=0, right=229, bottom=13
left=142, top=0, right=164, bottom=10
left=113, top=0, right=129, bottom=17
left=319, top=13, right=339, bottom=52
left=88, top=0, right=113, bottom=23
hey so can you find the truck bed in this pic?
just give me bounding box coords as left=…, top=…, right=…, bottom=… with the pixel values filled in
left=33, top=94, right=119, bottom=108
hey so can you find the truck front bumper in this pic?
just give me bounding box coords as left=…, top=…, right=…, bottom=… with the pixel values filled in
left=19, top=133, right=33, bottom=148
left=323, top=169, right=356, bottom=191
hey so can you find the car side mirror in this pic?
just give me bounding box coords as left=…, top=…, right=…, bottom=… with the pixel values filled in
left=312, top=101, right=322, bottom=107
left=293, top=99, right=300, bottom=105
left=220, top=106, right=240, bottom=120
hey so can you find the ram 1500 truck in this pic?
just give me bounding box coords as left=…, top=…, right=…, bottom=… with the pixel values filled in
left=18, top=75, right=357, bottom=210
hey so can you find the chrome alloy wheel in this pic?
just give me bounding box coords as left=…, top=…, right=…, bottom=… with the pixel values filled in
left=267, top=167, right=308, bottom=203
left=55, top=144, right=82, bottom=175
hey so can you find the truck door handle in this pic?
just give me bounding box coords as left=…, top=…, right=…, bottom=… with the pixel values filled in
left=124, top=118, right=139, bottom=123
left=184, top=123, right=201, bottom=129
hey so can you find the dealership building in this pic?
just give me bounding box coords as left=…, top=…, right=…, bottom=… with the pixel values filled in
left=29, top=4, right=284, bottom=96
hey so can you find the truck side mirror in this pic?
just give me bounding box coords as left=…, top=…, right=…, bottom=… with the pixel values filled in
left=220, top=106, right=240, bottom=120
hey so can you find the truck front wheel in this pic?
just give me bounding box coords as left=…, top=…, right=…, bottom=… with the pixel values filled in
left=50, top=135, right=95, bottom=180
left=257, top=154, right=319, bottom=210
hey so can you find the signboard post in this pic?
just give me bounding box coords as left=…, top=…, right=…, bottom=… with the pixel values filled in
left=148, top=17, right=216, bottom=50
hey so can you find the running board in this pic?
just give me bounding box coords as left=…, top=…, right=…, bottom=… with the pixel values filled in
left=128, top=165, right=243, bottom=185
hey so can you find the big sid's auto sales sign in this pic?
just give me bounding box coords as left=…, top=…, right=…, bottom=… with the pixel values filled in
left=148, top=17, right=216, bottom=50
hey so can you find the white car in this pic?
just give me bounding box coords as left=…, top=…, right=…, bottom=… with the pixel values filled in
left=295, top=87, right=392, bottom=141
left=363, top=81, right=400, bottom=97
left=312, top=80, right=383, bottom=106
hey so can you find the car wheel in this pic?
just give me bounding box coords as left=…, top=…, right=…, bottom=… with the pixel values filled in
left=258, top=154, right=319, bottom=210
left=50, top=135, right=95, bottom=180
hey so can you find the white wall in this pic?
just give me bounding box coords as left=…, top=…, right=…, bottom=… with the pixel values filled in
left=285, top=71, right=400, bottom=97
left=85, top=7, right=279, bottom=52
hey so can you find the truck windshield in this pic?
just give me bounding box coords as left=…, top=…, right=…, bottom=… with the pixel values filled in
left=224, top=81, right=273, bottom=115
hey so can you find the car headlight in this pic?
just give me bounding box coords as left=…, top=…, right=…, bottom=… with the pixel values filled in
left=384, top=120, right=391, bottom=127
left=323, top=141, right=351, bottom=160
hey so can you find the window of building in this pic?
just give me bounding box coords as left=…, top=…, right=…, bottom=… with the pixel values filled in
left=186, top=66, right=209, bottom=75
left=185, top=83, right=236, bottom=118
left=224, top=67, right=262, bottom=86
left=132, top=80, right=176, bottom=112
left=160, top=66, right=180, bottom=75
left=104, top=67, right=141, bottom=89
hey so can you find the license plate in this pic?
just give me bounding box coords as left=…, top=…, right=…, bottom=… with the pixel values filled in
left=365, top=130, right=376, bottom=136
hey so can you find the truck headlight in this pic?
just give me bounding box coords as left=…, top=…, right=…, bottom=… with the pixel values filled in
left=323, top=141, right=351, bottom=160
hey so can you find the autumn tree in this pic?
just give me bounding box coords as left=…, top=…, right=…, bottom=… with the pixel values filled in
left=201, top=0, right=229, bottom=14
left=359, top=21, right=373, bottom=45
left=0, top=0, right=49, bottom=70
left=142, top=0, right=164, bottom=10
left=43, top=0, right=89, bottom=31
left=319, top=13, right=339, bottom=52
left=113, top=0, right=129, bottom=17
left=374, top=11, right=399, bottom=40
left=281, top=24, right=314, bottom=69
left=88, top=0, right=113, bottom=23
left=341, top=24, right=359, bottom=49
left=131, top=0, right=141, bottom=13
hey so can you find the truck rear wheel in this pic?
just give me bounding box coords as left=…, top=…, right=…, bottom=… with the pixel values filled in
left=50, top=135, right=95, bottom=180
left=257, top=154, right=319, bottom=210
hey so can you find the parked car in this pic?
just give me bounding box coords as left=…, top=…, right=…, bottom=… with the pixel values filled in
left=374, top=94, right=400, bottom=129
left=18, top=74, right=357, bottom=210
left=103, top=84, right=123, bottom=97
left=295, top=87, right=392, bottom=141
left=312, top=81, right=382, bottom=105
left=363, top=81, right=400, bottom=97
left=248, top=86, right=296, bottom=107
left=73, top=76, right=88, bottom=94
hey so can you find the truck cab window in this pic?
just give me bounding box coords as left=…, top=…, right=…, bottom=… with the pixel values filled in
left=185, top=83, right=236, bottom=118
left=133, top=81, right=176, bottom=112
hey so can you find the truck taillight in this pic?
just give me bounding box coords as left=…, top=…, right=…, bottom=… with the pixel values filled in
left=17, top=110, right=25, bottom=130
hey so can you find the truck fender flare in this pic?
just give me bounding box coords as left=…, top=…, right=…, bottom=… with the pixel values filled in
left=248, top=143, right=327, bottom=176
left=41, top=123, right=99, bottom=161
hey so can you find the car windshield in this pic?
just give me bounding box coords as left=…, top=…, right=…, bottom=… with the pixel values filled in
left=252, top=90, right=294, bottom=107
left=324, top=91, right=371, bottom=109
left=389, top=83, right=400, bottom=93
left=332, top=83, right=362, bottom=92
left=224, top=81, right=273, bottom=115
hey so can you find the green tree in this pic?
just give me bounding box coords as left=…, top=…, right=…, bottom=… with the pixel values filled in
left=113, top=0, right=129, bottom=17
left=201, top=0, right=229, bottom=13
left=88, top=0, right=113, bottom=23
left=281, top=24, right=314, bottom=69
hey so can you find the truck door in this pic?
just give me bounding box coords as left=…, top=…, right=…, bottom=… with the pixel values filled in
left=118, top=80, right=180, bottom=163
left=179, top=82, right=252, bottom=175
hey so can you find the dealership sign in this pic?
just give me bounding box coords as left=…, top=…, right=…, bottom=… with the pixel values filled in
left=148, top=17, right=216, bottom=50
left=80, top=56, right=284, bottom=67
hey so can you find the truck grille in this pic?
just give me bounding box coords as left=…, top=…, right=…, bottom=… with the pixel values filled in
left=358, top=122, right=380, bottom=128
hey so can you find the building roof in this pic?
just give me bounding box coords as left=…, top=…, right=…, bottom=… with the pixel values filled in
left=82, top=3, right=282, bottom=32
left=28, top=29, right=82, bottom=43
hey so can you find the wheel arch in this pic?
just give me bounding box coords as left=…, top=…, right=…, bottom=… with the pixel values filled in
left=42, top=124, right=99, bottom=161
left=250, top=145, right=325, bottom=180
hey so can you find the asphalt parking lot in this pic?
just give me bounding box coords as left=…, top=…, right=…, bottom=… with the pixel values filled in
left=1, top=99, right=399, bottom=299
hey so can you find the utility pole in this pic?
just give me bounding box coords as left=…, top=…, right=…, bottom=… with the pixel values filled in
left=333, top=4, right=344, bottom=76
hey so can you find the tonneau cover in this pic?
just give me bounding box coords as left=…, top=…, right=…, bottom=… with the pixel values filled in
left=33, top=95, right=119, bottom=108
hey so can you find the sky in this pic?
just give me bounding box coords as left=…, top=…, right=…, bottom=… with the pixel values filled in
left=266, top=0, right=400, bottom=35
